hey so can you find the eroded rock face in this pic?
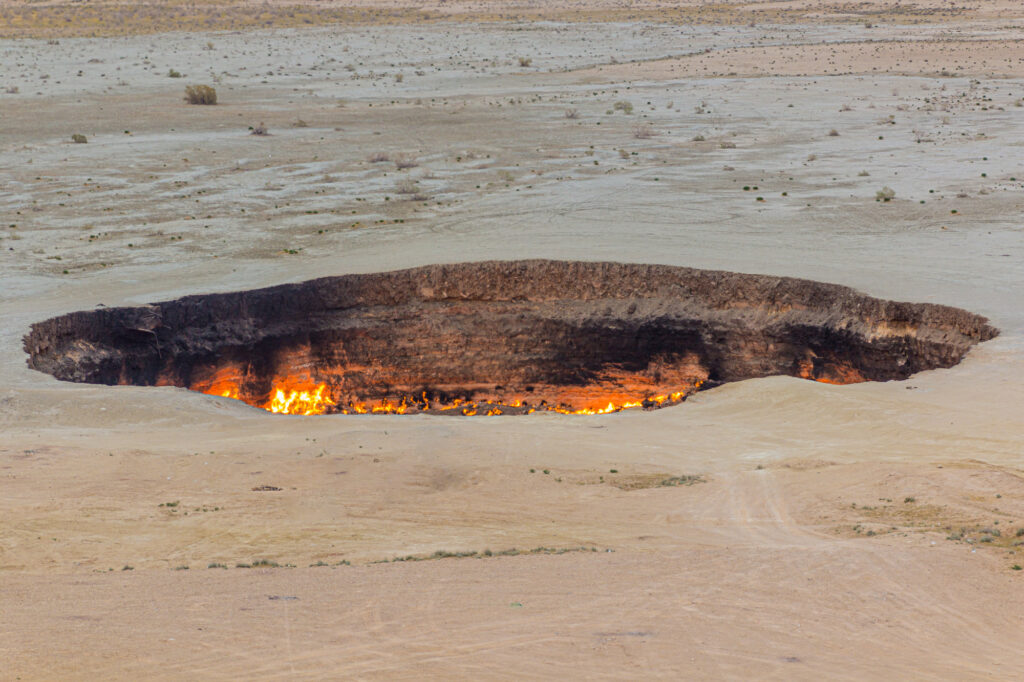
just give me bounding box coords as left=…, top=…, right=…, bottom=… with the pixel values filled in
left=23, top=260, right=998, bottom=415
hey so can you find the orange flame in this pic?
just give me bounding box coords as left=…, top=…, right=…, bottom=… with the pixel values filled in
left=195, top=375, right=703, bottom=417
left=265, top=383, right=336, bottom=415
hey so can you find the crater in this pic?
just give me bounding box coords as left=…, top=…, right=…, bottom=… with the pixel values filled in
left=23, top=260, right=997, bottom=415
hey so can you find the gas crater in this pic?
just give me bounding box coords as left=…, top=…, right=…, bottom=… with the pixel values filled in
left=23, top=260, right=998, bottom=415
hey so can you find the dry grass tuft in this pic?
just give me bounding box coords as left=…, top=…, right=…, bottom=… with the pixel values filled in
left=184, top=84, right=216, bottom=105
left=393, top=153, right=419, bottom=169
left=632, top=124, right=654, bottom=139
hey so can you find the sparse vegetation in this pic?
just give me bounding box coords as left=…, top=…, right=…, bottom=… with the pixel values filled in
left=378, top=546, right=601, bottom=564
left=70, top=133, right=87, bottom=144
left=632, top=124, right=654, bottom=139
left=660, top=475, right=704, bottom=486
left=395, top=179, right=420, bottom=195
left=250, top=559, right=280, bottom=568
left=393, top=153, right=418, bottom=169
left=184, top=84, right=216, bottom=105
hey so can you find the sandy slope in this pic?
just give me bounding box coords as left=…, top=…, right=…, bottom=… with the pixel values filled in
left=2, top=7, right=1024, bottom=680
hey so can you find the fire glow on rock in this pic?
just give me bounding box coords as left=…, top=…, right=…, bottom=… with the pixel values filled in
left=210, top=377, right=700, bottom=416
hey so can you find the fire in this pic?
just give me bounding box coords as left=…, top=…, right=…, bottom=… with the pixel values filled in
left=265, top=383, right=336, bottom=416
left=194, top=375, right=704, bottom=417
left=797, top=359, right=866, bottom=385
left=554, top=400, right=644, bottom=415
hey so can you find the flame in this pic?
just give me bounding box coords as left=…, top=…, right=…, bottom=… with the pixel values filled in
left=194, top=374, right=703, bottom=417
left=266, top=382, right=336, bottom=415
left=797, top=359, right=866, bottom=385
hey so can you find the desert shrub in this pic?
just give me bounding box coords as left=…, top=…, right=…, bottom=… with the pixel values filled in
left=393, top=153, right=418, bottom=169
left=720, top=141, right=737, bottom=149
left=395, top=179, right=419, bottom=194
left=632, top=124, right=654, bottom=139
left=876, top=186, right=896, bottom=202
left=184, top=84, right=217, bottom=105
left=660, top=475, right=704, bottom=487
left=368, top=151, right=390, bottom=163
left=250, top=121, right=268, bottom=136
left=613, top=100, right=633, bottom=114
left=168, top=69, right=182, bottom=78
left=692, top=134, right=705, bottom=141
left=564, top=108, right=579, bottom=119
left=518, top=57, right=532, bottom=67
left=828, top=128, right=839, bottom=136
left=71, top=133, right=87, bottom=143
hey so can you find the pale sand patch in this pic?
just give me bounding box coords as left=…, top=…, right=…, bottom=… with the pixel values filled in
left=577, top=38, right=1024, bottom=80
left=5, top=0, right=1024, bottom=38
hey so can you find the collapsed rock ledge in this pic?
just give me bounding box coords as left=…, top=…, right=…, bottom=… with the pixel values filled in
left=23, top=260, right=998, bottom=415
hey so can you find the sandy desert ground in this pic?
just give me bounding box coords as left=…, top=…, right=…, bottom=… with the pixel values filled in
left=2, top=1, right=1024, bottom=679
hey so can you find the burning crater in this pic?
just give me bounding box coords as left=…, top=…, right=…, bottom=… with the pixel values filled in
left=24, top=260, right=997, bottom=416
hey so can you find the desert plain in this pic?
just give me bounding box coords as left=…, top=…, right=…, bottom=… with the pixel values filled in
left=2, top=0, right=1024, bottom=679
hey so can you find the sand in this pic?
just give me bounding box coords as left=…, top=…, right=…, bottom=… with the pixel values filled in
left=2, top=2, right=1024, bottom=679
